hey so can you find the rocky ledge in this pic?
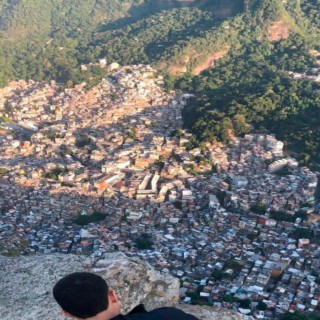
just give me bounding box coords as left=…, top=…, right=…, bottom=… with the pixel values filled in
left=0, top=253, right=248, bottom=320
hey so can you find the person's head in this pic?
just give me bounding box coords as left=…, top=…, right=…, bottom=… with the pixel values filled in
left=53, top=272, right=121, bottom=320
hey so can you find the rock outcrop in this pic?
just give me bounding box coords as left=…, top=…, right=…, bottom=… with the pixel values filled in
left=178, top=305, right=250, bottom=320
left=0, top=253, right=247, bottom=320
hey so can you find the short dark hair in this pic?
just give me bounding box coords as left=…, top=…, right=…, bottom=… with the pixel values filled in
left=53, top=272, right=109, bottom=318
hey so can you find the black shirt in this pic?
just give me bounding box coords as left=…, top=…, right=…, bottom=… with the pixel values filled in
left=111, top=304, right=199, bottom=320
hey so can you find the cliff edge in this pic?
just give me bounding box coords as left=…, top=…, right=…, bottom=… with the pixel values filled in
left=0, top=253, right=249, bottom=320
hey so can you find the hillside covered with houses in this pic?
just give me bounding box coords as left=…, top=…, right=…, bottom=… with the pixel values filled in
left=1, top=65, right=320, bottom=319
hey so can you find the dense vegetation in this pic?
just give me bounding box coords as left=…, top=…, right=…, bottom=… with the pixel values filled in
left=135, top=233, right=154, bottom=250
left=282, top=312, right=320, bottom=320
left=0, top=0, right=244, bottom=87
left=178, top=0, right=320, bottom=168
left=181, top=38, right=320, bottom=167
left=301, top=0, right=320, bottom=33
left=0, top=0, right=144, bottom=86
left=88, top=7, right=217, bottom=66
left=74, top=212, right=107, bottom=226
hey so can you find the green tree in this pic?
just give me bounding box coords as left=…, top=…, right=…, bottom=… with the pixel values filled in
left=251, top=203, right=267, bottom=214
left=74, top=212, right=107, bottom=226
left=135, top=233, right=153, bottom=250
left=256, top=301, right=267, bottom=310
left=239, top=299, right=251, bottom=309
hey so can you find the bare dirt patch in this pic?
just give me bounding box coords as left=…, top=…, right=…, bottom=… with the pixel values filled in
left=309, top=49, right=320, bottom=56
left=192, top=48, right=229, bottom=75
left=168, top=65, right=188, bottom=75
left=267, top=20, right=290, bottom=41
left=181, top=55, right=190, bottom=64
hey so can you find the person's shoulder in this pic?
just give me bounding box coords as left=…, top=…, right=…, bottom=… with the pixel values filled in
left=148, top=306, right=199, bottom=320
left=115, top=305, right=199, bottom=320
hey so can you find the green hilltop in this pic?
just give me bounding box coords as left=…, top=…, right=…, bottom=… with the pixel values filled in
left=0, top=0, right=318, bottom=85
left=0, top=0, right=243, bottom=86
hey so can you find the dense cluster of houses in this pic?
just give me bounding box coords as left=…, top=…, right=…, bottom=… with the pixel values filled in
left=288, top=58, right=320, bottom=82
left=1, top=65, right=320, bottom=319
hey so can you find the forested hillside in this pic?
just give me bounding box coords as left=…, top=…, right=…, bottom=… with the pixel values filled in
left=0, top=0, right=142, bottom=86
left=0, top=0, right=320, bottom=165
left=181, top=39, right=320, bottom=167
left=178, top=0, right=320, bottom=168
left=0, top=0, right=317, bottom=86
left=0, top=0, right=243, bottom=87
left=0, top=0, right=143, bottom=40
